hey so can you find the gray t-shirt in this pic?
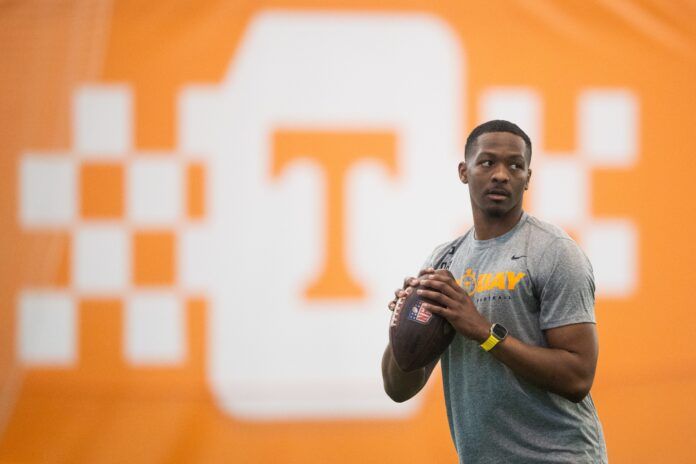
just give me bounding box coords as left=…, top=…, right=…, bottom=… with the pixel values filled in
left=424, top=212, right=607, bottom=463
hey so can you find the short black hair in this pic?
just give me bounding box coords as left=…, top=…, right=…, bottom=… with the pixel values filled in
left=464, top=120, right=532, bottom=163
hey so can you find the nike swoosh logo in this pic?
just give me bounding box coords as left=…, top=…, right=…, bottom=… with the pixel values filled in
left=511, top=255, right=527, bottom=260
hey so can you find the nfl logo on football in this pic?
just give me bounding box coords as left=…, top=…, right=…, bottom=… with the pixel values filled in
left=407, top=301, right=432, bottom=325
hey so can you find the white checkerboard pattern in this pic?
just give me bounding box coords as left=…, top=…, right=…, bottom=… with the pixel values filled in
left=17, top=85, right=192, bottom=367
left=17, top=83, right=641, bottom=368
left=480, top=87, right=639, bottom=297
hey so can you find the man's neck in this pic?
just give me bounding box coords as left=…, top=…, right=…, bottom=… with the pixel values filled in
left=472, top=207, right=524, bottom=241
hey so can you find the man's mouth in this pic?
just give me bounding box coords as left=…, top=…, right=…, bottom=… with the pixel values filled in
left=485, top=188, right=510, bottom=201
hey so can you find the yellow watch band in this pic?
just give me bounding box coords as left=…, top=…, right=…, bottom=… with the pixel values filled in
left=480, top=334, right=500, bottom=352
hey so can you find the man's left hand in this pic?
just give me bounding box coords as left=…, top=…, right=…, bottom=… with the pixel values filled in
left=416, top=269, right=491, bottom=343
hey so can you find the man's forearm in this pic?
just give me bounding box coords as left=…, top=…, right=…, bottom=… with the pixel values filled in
left=381, top=344, right=437, bottom=403
left=489, top=332, right=597, bottom=403
left=415, top=272, right=599, bottom=404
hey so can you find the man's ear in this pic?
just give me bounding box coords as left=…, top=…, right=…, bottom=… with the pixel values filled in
left=458, top=161, right=468, bottom=184
left=524, top=168, right=532, bottom=190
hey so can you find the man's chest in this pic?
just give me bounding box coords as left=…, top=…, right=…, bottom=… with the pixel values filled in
left=448, top=247, right=539, bottom=318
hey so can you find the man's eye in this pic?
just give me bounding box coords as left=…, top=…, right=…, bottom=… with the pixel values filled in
left=510, top=163, right=519, bottom=170
left=481, top=160, right=492, bottom=167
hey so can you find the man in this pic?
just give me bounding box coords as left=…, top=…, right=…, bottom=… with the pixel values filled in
left=382, top=120, right=607, bottom=463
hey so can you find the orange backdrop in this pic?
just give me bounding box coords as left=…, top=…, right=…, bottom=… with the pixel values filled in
left=2, top=1, right=696, bottom=463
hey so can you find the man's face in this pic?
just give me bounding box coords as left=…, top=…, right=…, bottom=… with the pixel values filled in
left=459, top=131, right=531, bottom=218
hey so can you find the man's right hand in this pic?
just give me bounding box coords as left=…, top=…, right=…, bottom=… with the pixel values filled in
left=382, top=267, right=439, bottom=403
left=387, top=268, right=436, bottom=312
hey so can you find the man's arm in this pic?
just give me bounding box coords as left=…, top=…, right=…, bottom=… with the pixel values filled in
left=382, top=344, right=438, bottom=403
left=381, top=273, right=439, bottom=403
left=417, top=270, right=598, bottom=403
left=487, top=323, right=598, bottom=403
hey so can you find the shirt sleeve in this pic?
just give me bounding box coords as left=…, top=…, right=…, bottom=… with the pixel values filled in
left=535, top=237, right=596, bottom=330
left=421, top=241, right=454, bottom=270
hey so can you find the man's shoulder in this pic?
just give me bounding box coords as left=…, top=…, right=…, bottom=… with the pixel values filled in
left=523, top=213, right=572, bottom=243
left=522, top=214, right=591, bottom=272
left=423, top=230, right=472, bottom=268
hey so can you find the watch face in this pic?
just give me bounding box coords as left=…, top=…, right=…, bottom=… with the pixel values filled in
left=492, top=324, right=508, bottom=339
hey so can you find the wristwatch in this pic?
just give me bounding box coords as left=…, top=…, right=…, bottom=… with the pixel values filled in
left=480, top=323, right=508, bottom=352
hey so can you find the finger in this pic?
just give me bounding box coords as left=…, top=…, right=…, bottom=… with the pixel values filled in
left=416, top=288, right=458, bottom=309
left=418, top=276, right=461, bottom=300
left=394, top=288, right=407, bottom=299
left=433, top=268, right=455, bottom=280
left=388, top=300, right=396, bottom=311
left=419, top=272, right=463, bottom=296
left=418, top=267, right=435, bottom=277
left=420, top=302, right=450, bottom=318
left=402, top=276, right=419, bottom=289
left=425, top=270, right=456, bottom=282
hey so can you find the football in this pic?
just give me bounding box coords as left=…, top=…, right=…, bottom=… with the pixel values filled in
left=389, top=285, right=456, bottom=372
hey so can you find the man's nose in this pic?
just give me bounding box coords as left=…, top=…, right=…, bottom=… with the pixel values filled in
left=491, top=165, right=510, bottom=183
